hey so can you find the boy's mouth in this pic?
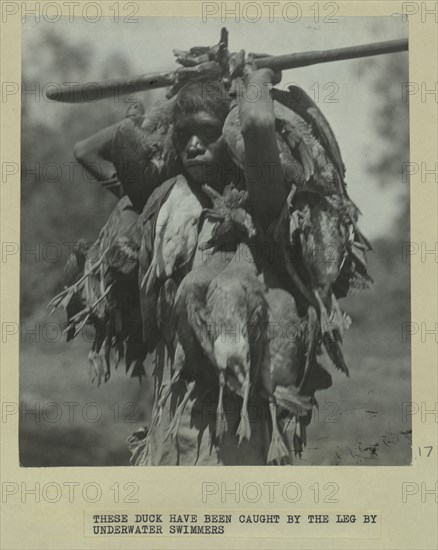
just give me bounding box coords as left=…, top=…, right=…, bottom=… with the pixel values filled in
left=184, top=162, right=207, bottom=183
left=185, top=159, right=205, bottom=166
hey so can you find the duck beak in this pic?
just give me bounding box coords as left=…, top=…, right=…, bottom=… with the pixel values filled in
left=203, top=209, right=225, bottom=222
left=202, top=184, right=224, bottom=204
left=198, top=240, right=214, bottom=251
left=247, top=220, right=257, bottom=238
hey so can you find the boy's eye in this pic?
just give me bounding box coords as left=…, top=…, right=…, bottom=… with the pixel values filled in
left=174, top=128, right=190, bottom=148
left=200, top=127, right=221, bottom=144
left=174, top=123, right=222, bottom=149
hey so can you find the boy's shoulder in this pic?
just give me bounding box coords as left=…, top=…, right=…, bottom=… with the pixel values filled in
left=139, top=174, right=186, bottom=225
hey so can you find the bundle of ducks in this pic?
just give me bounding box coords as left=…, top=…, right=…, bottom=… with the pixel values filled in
left=51, top=84, right=372, bottom=465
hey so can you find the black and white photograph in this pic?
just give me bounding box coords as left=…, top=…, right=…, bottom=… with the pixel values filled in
left=19, top=15, right=411, bottom=467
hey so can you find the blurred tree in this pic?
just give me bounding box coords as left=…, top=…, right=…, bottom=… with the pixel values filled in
left=358, top=53, right=409, bottom=241
left=347, top=53, right=410, bottom=325
left=21, top=29, right=146, bottom=317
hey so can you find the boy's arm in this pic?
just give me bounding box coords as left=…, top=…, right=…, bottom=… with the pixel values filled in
left=74, top=121, right=122, bottom=192
left=238, top=67, right=286, bottom=229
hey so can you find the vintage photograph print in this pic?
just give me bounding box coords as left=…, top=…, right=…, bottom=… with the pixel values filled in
left=19, top=15, right=411, bottom=467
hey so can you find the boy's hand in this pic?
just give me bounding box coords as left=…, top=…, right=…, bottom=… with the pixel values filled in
left=244, top=53, right=282, bottom=85
left=230, top=53, right=282, bottom=99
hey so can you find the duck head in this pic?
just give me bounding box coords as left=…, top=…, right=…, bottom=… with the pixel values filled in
left=199, top=184, right=256, bottom=252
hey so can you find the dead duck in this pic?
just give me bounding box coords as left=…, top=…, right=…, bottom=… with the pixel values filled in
left=50, top=196, right=146, bottom=384
left=112, top=98, right=181, bottom=212
left=223, top=84, right=372, bottom=379
left=140, top=175, right=206, bottom=296
left=204, top=241, right=266, bottom=443
left=259, top=262, right=332, bottom=464
left=153, top=184, right=256, bottom=441
left=62, top=239, right=89, bottom=342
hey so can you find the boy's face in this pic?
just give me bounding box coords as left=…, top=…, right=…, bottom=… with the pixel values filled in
left=173, top=110, right=225, bottom=185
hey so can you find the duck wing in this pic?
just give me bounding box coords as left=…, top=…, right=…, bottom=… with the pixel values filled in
left=142, top=175, right=203, bottom=295
left=112, top=99, right=181, bottom=211
left=272, top=85, right=346, bottom=181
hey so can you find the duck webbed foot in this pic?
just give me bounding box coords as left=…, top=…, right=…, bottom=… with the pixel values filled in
left=330, top=293, right=352, bottom=338
left=267, top=399, right=290, bottom=465
left=165, top=381, right=196, bottom=441
left=314, top=290, right=333, bottom=339
left=153, top=369, right=181, bottom=426
left=215, top=371, right=228, bottom=442
left=236, top=373, right=251, bottom=445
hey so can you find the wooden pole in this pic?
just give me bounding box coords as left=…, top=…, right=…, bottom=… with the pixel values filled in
left=46, top=38, right=408, bottom=103
left=46, top=71, right=177, bottom=103
left=254, top=38, right=408, bottom=71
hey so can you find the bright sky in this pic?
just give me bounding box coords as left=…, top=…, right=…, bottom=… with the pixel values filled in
left=23, top=16, right=409, bottom=239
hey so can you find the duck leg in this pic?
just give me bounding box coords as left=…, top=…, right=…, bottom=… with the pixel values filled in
left=99, top=262, right=106, bottom=297
left=66, top=283, right=114, bottom=338
left=99, top=336, right=112, bottom=382
left=293, top=417, right=307, bottom=458
left=48, top=246, right=110, bottom=312
left=216, top=370, right=227, bottom=441
left=330, top=293, right=351, bottom=338
left=314, top=290, right=334, bottom=339
left=165, top=381, right=196, bottom=441
left=153, top=343, right=185, bottom=426
left=267, top=398, right=290, bottom=465
left=88, top=350, right=97, bottom=385
left=298, top=305, right=318, bottom=393
left=88, top=349, right=105, bottom=387
left=153, top=369, right=181, bottom=426
left=236, top=369, right=251, bottom=444
left=280, top=417, right=295, bottom=464
left=316, top=293, right=350, bottom=375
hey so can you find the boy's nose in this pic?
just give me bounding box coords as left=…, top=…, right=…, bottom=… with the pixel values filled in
left=186, top=135, right=206, bottom=158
